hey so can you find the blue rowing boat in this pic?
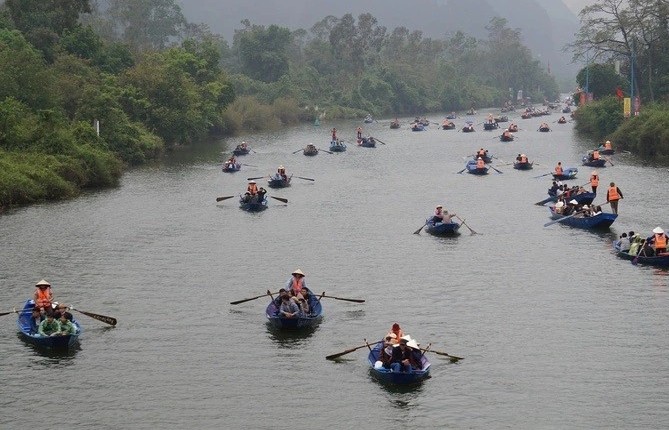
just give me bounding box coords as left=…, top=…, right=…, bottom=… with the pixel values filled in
left=465, top=159, right=488, bottom=175
left=239, top=195, right=268, bottom=212
left=581, top=156, right=606, bottom=167
left=410, top=123, right=425, bottom=131
left=424, top=218, right=461, bottom=236
left=222, top=162, right=241, bottom=172
left=265, top=290, right=323, bottom=329
left=232, top=145, right=251, bottom=156
left=483, top=122, right=499, bottom=131
left=552, top=167, right=578, bottom=180
left=357, top=137, right=376, bottom=148
left=548, top=207, right=618, bottom=229
left=513, top=161, right=533, bottom=170
left=613, top=241, right=669, bottom=267
left=268, top=174, right=291, bottom=188
left=16, top=300, right=81, bottom=350
left=367, top=342, right=430, bottom=385
left=329, top=140, right=346, bottom=152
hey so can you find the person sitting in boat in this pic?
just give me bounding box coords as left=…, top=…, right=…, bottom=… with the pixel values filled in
left=616, top=233, right=631, bottom=253
left=548, top=181, right=560, bottom=196
left=386, top=323, right=404, bottom=345
left=277, top=165, right=287, bottom=181
left=377, top=333, right=397, bottom=369
left=56, top=311, right=76, bottom=336
left=629, top=231, right=644, bottom=255
left=390, top=337, right=421, bottom=372
left=554, top=161, right=564, bottom=176
left=432, top=205, right=456, bottom=224
left=247, top=180, right=258, bottom=196
left=257, top=187, right=267, bottom=202
left=296, top=296, right=310, bottom=317
left=540, top=122, right=549, bottom=130
left=588, top=150, right=600, bottom=162
left=29, top=306, right=46, bottom=333
left=356, top=127, right=363, bottom=139
left=648, top=227, right=669, bottom=255
left=278, top=294, right=300, bottom=319
left=476, top=148, right=487, bottom=158
left=286, top=269, right=307, bottom=300
left=640, top=239, right=656, bottom=257
left=38, top=310, right=60, bottom=337
left=558, top=116, right=567, bottom=123
left=476, top=157, right=485, bottom=169
left=33, top=279, right=53, bottom=311
left=562, top=199, right=579, bottom=216
left=591, top=205, right=603, bottom=216
left=508, top=122, right=517, bottom=131
left=579, top=204, right=592, bottom=217
left=554, top=199, right=565, bottom=214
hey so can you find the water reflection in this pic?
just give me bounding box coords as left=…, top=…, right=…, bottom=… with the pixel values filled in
left=16, top=334, right=80, bottom=361
left=265, top=323, right=321, bottom=348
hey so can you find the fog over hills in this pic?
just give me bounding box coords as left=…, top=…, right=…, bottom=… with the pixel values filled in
left=178, top=0, right=584, bottom=80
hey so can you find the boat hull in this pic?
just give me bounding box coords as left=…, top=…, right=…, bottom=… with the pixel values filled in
left=222, top=163, right=241, bottom=172
left=513, top=161, right=533, bottom=170
left=239, top=195, right=268, bottom=212
left=548, top=208, right=618, bottom=229
left=232, top=147, right=250, bottom=156
left=16, top=301, right=81, bottom=350
left=466, top=160, right=488, bottom=175
left=357, top=138, right=376, bottom=148
left=582, top=157, right=606, bottom=167
left=424, top=219, right=461, bottom=236
left=268, top=176, right=291, bottom=188
left=265, top=291, right=323, bottom=329
left=552, top=168, right=578, bottom=180
left=367, top=342, right=430, bottom=385
left=329, top=140, right=347, bottom=152
left=614, top=242, right=669, bottom=267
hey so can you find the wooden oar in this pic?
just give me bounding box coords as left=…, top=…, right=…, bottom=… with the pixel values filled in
left=270, top=196, right=288, bottom=204
left=0, top=308, right=17, bottom=317
left=413, top=223, right=427, bottom=235
left=69, top=307, right=117, bottom=326
left=455, top=215, right=480, bottom=235
left=230, top=291, right=277, bottom=305
left=533, top=172, right=553, bottom=179
left=216, top=195, right=235, bottom=202
left=456, top=167, right=468, bottom=174
left=320, top=292, right=365, bottom=303
left=370, top=136, right=387, bottom=145
left=241, top=163, right=257, bottom=167
left=319, top=148, right=333, bottom=154
left=292, top=148, right=303, bottom=154
left=419, top=347, right=463, bottom=361
left=247, top=176, right=266, bottom=181
left=606, top=157, right=615, bottom=166
left=488, top=164, right=503, bottom=174
left=326, top=340, right=383, bottom=360
left=296, top=176, right=315, bottom=181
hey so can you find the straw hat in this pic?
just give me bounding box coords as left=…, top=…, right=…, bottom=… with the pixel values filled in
left=249, top=180, right=256, bottom=184
left=653, top=227, right=664, bottom=234
left=406, top=339, right=420, bottom=350
left=436, top=205, right=443, bottom=209
left=35, top=279, right=50, bottom=287
left=592, top=170, right=598, bottom=175
left=291, top=269, right=305, bottom=276
left=606, top=140, right=611, bottom=144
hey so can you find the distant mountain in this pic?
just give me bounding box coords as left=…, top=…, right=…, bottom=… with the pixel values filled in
left=177, top=0, right=580, bottom=79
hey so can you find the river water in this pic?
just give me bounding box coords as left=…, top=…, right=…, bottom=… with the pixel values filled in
left=1, top=110, right=668, bottom=429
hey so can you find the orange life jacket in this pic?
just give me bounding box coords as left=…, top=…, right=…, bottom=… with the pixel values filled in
left=520, top=156, right=527, bottom=163
left=655, top=234, right=667, bottom=249
left=590, top=174, right=599, bottom=187
left=607, top=186, right=620, bottom=201
left=555, top=165, right=563, bottom=175
left=247, top=183, right=258, bottom=195
left=290, top=277, right=303, bottom=295
left=605, top=142, right=612, bottom=150
left=34, top=287, right=52, bottom=308
left=592, top=150, right=600, bottom=160
left=476, top=159, right=485, bottom=169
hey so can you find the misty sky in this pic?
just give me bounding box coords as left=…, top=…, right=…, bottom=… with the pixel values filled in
left=562, top=0, right=595, bottom=15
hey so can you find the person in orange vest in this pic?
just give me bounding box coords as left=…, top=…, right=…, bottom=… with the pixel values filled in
left=604, top=140, right=613, bottom=150
left=590, top=150, right=600, bottom=161
left=519, top=153, right=528, bottom=163
left=285, top=269, right=307, bottom=300
left=477, top=148, right=487, bottom=158
left=648, top=227, right=669, bottom=254
left=385, top=323, right=404, bottom=345
left=476, top=157, right=485, bottom=169
left=606, top=181, right=623, bottom=214
left=277, top=165, right=287, bottom=181
left=554, top=161, right=564, bottom=176
left=33, top=279, right=53, bottom=310
left=331, top=128, right=337, bottom=140
left=589, top=170, right=599, bottom=193
left=247, top=180, right=258, bottom=196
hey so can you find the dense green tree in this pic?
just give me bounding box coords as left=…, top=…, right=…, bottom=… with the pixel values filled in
left=576, top=63, right=627, bottom=100
left=232, top=21, right=292, bottom=83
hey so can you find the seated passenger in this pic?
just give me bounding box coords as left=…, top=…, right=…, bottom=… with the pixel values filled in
left=616, top=233, right=631, bottom=252
left=57, top=312, right=76, bottom=336
left=38, top=311, right=60, bottom=337
left=279, top=294, right=300, bottom=318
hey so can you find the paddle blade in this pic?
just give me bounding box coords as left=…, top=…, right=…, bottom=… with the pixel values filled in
left=270, top=196, right=288, bottom=203
left=247, top=176, right=266, bottom=181
left=71, top=308, right=117, bottom=326
left=413, top=224, right=426, bottom=235
left=326, top=345, right=363, bottom=360
left=216, top=196, right=234, bottom=202
left=230, top=293, right=269, bottom=305
left=296, top=176, right=315, bottom=181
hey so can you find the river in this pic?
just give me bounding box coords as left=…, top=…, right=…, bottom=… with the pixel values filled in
left=1, top=109, right=668, bottom=429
